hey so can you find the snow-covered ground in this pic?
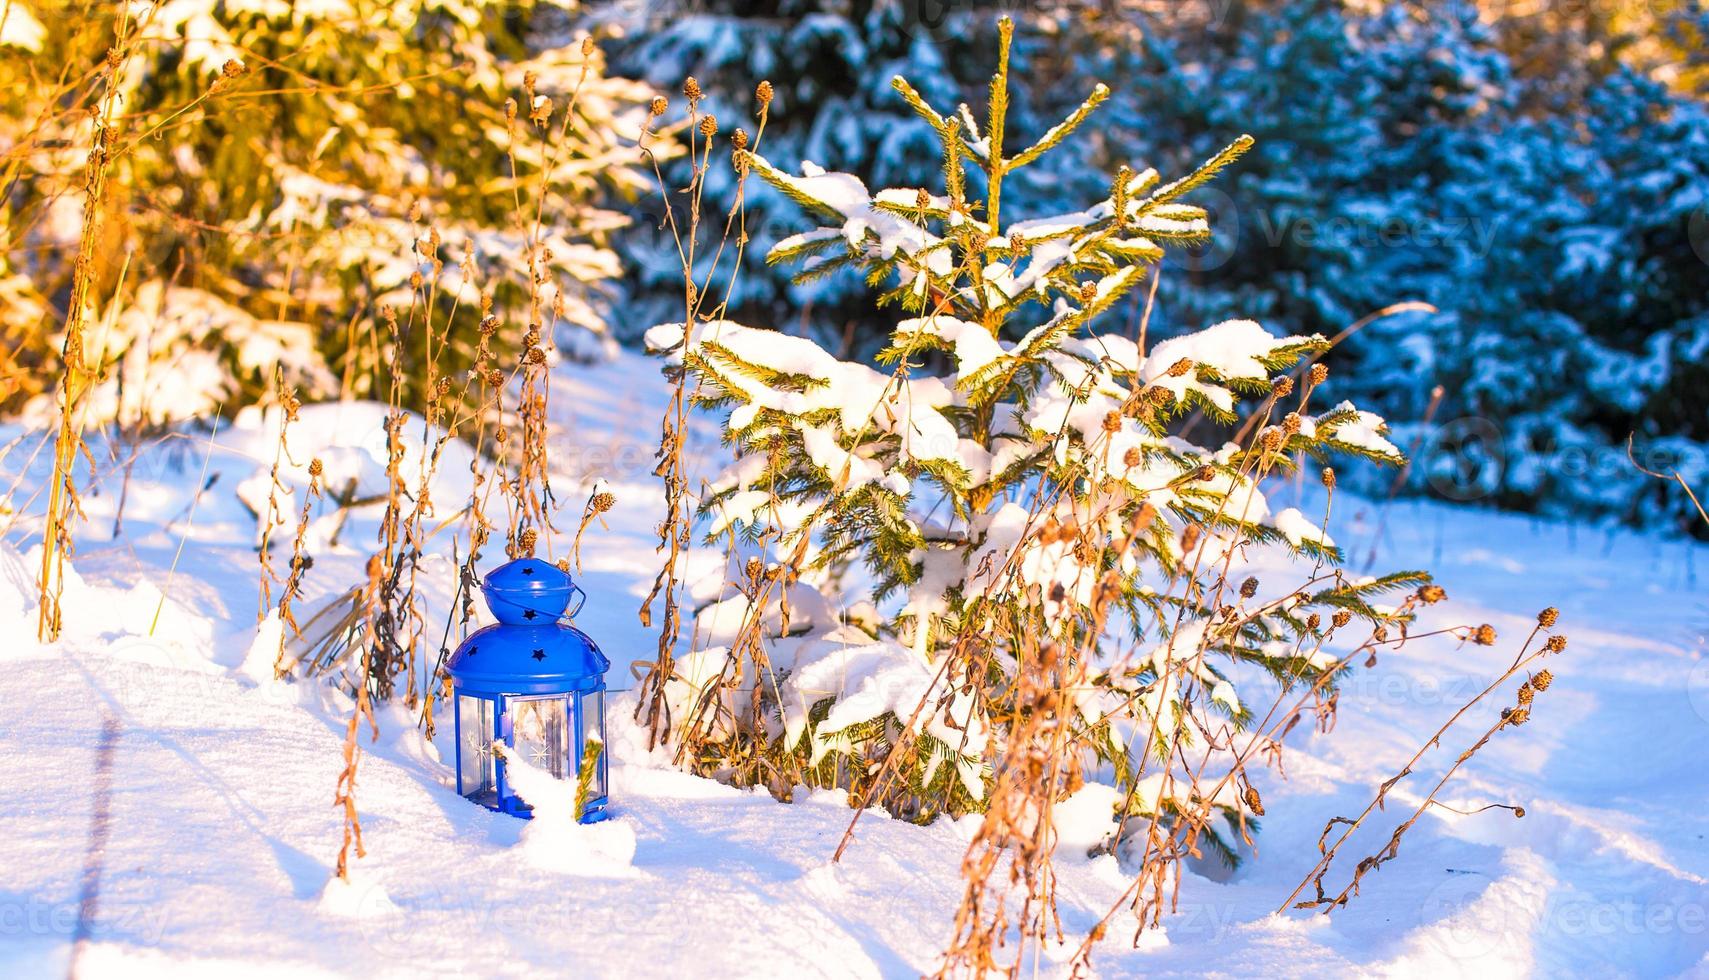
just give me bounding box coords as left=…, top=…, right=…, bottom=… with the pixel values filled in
left=2, top=351, right=1706, bottom=978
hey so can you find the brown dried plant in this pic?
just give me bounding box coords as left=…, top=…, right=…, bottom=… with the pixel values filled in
left=36, top=12, right=140, bottom=642
left=1282, top=610, right=1569, bottom=913
left=634, top=77, right=774, bottom=751
left=256, top=370, right=302, bottom=621
left=333, top=554, right=384, bottom=882
left=272, top=458, right=325, bottom=679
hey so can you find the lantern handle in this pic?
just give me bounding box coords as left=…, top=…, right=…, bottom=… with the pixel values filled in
left=565, top=583, right=586, bottom=620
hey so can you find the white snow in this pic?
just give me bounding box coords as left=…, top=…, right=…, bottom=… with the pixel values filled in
left=1271, top=507, right=1335, bottom=549
left=0, top=2, right=46, bottom=51
left=0, top=348, right=1705, bottom=977
left=1141, top=318, right=1311, bottom=414
left=491, top=744, right=638, bottom=878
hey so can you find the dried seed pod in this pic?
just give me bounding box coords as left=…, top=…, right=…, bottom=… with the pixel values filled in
left=1531, top=669, right=1553, bottom=692
left=1418, top=584, right=1447, bottom=604
left=683, top=76, right=702, bottom=102
left=1332, top=610, right=1352, bottom=629
left=1273, top=376, right=1295, bottom=399
left=1321, top=467, right=1337, bottom=490
left=1506, top=707, right=1530, bottom=726
left=591, top=491, right=616, bottom=514
left=1538, top=606, right=1559, bottom=628
left=518, top=527, right=538, bottom=555
left=1079, top=281, right=1097, bottom=304
left=699, top=114, right=718, bottom=138
left=731, top=128, right=748, bottom=150
left=529, top=94, right=552, bottom=126
left=756, top=80, right=773, bottom=109
left=1167, top=358, right=1193, bottom=378
left=1283, top=412, right=1303, bottom=435
left=1239, top=577, right=1258, bottom=599
left=308, top=458, right=324, bottom=478
left=1517, top=682, right=1535, bottom=705
left=1306, top=612, right=1322, bottom=630
left=1122, top=447, right=1142, bottom=468
left=1474, top=624, right=1497, bottom=646
left=1544, top=634, right=1568, bottom=654
left=649, top=96, right=668, bottom=116
left=1102, top=411, right=1121, bottom=433
left=1261, top=427, right=1286, bottom=453
left=220, top=58, right=248, bottom=78
left=1309, top=363, right=1328, bottom=385
left=1194, top=464, right=1215, bottom=482
left=581, top=35, right=596, bottom=56
left=1243, top=784, right=1265, bottom=816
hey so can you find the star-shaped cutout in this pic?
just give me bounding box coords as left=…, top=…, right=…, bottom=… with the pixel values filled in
left=523, top=609, right=538, bottom=621
left=467, top=645, right=478, bottom=656
left=531, top=649, right=546, bottom=661
left=522, top=566, right=535, bottom=576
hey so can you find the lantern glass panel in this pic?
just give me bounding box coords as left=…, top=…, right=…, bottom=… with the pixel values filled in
left=577, top=690, right=607, bottom=797
left=457, top=695, right=494, bottom=797
left=511, top=696, right=570, bottom=779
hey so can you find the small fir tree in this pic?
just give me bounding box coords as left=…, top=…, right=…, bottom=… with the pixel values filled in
left=644, top=19, right=1429, bottom=858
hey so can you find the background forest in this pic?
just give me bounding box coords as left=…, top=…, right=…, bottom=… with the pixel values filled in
left=3, top=0, right=1706, bottom=531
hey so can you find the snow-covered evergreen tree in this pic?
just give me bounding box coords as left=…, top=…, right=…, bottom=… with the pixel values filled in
left=0, top=0, right=654, bottom=424
left=1076, top=0, right=1709, bottom=533
left=605, top=0, right=1082, bottom=358
left=644, top=21, right=1427, bottom=854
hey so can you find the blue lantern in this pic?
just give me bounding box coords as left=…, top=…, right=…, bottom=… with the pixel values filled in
left=446, top=557, right=610, bottom=822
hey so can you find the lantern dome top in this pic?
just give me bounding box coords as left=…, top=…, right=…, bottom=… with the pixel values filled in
left=444, top=557, right=609, bottom=695
left=481, top=557, right=577, bottom=625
